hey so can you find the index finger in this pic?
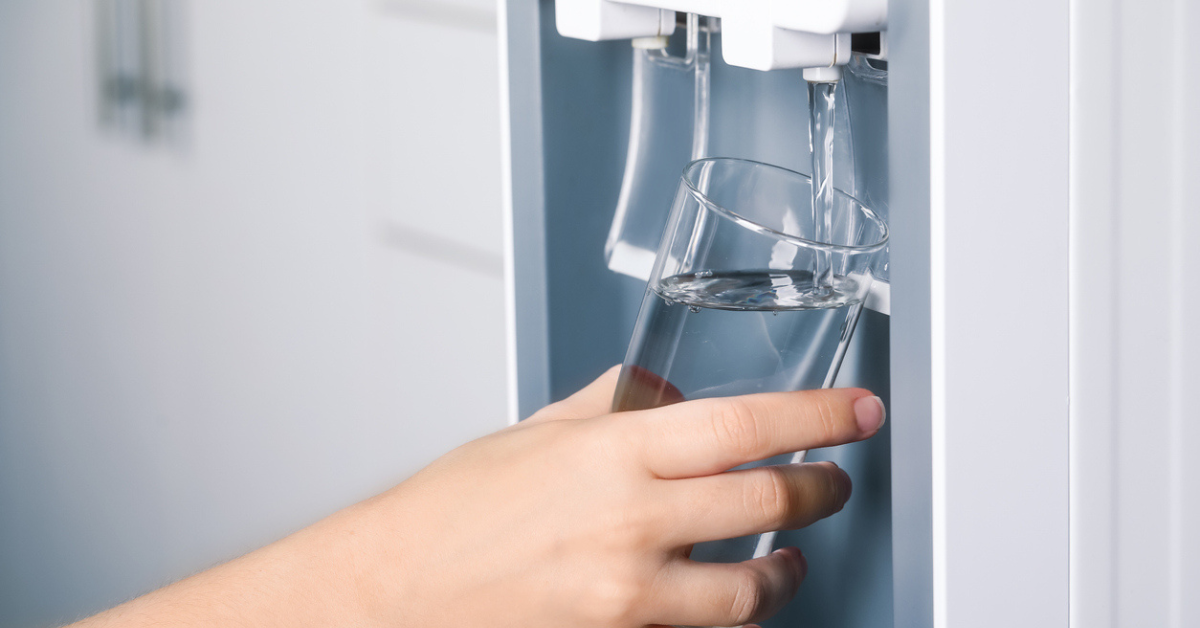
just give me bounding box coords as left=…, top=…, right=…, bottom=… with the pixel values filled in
left=630, top=388, right=884, bottom=478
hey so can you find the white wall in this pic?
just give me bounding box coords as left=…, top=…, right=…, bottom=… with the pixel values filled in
left=0, top=2, right=508, bottom=626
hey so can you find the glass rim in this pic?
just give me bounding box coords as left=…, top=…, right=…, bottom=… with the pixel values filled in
left=681, top=157, right=890, bottom=253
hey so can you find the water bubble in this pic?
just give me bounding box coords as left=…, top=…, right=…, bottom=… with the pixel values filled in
left=688, top=305, right=701, bottom=314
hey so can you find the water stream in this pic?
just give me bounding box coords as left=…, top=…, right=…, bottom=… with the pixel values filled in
left=750, top=77, right=843, bottom=562
left=807, top=80, right=838, bottom=293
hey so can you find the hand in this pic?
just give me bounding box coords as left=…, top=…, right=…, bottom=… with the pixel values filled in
left=72, top=367, right=885, bottom=628
left=353, top=367, right=885, bottom=628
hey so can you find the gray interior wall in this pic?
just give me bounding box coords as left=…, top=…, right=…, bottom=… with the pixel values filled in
left=537, top=0, right=645, bottom=398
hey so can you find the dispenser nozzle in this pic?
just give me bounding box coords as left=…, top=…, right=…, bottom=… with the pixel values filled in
left=632, top=36, right=669, bottom=49
left=803, top=66, right=843, bottom=83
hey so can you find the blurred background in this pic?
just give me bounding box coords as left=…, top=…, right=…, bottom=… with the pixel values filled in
left=0, top=1, right=509, bottom=625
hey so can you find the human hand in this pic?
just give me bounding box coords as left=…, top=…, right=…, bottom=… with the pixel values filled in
left=348, top=366, right=886, bottom=628
left=72, top=367, right=884, bottom=628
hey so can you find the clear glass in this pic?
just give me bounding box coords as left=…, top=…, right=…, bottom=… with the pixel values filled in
left=611, top=157, right=887, bottom=578
left=605, top=15, right=711, bottom=280
left=843, top=54, right=890, bottom=283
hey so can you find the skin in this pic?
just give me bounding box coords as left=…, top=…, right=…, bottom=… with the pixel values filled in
left=71, top=366, right=885, bottom=628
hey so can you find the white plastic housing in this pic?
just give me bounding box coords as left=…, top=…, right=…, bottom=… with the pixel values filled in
left=772, top=0, right=888, bottom=35
left=556, top=0, right=675, bottom=42
left=722, top=18, right=850, bottom=71
left=612, top=0, right=726, bottom=15
left=554, top=0, right=884, bottom=71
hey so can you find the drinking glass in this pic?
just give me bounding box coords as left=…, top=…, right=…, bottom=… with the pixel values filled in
left=611, top=157, right=888, bottom=570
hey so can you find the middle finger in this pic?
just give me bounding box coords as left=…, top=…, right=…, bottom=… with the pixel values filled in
left=657, top=461, right=852, bottom=546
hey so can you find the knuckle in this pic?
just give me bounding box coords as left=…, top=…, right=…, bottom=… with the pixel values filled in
left=811, top=395, right=842, bottom=442
left=525, top=399, right=567, bottom=423
left=582, top=575, right=644, bottom=625
left=605, top=506, right=656, bottom=551
left=580, top=414, right=644, bottom=468
left=712, top=398, right=763, bottom=459
left=728, top=568, right=771, bottom=626
left=749, top=467, right=795, bottom=528
left=591, top=415, right=636, bottom=458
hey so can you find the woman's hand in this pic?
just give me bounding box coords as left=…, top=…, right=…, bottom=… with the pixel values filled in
left=73, top=367, right=885, bottom=628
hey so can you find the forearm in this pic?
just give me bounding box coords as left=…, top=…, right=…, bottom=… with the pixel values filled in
left=71, top=502, right=386, bottom=628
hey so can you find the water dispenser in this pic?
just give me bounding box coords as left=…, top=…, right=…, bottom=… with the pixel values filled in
left=500, top=0, right=1153, bottom=624
left=507, top=1, right=895, bottom=625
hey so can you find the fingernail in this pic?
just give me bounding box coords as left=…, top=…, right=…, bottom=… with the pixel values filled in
left=775, top=547, right=807, bottom=580
left=854, top=396, right=886, bottom=433
left=838, top=467, right=853, bottom=503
